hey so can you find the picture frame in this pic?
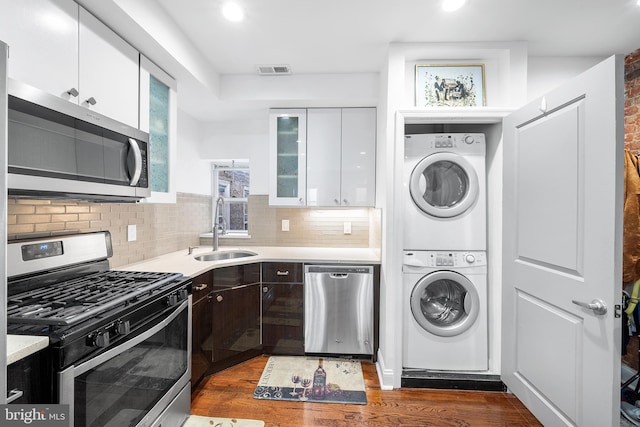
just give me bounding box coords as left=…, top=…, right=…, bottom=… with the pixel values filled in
left=415, top=64, right=486, bottom=107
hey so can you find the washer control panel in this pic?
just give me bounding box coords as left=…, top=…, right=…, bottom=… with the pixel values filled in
left=403, top=250, right=487, bottom=268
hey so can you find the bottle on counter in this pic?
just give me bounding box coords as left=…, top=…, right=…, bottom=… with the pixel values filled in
left=312, top=358, right=326, bottom=399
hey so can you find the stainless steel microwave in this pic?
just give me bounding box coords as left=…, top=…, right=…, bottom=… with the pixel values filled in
left=7, top=79, right=150, bottom=202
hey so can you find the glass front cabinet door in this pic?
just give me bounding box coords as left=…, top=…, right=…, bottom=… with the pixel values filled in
left=269, top=109, right=307, bottom=206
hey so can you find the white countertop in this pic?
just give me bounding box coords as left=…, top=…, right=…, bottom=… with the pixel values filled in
left=116, top=245, right=381, bottom=277
left=6, top=335, right=49, bottom=365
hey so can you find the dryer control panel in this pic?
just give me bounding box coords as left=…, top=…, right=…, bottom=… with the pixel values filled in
left=403, top=250, right=487, bottom=268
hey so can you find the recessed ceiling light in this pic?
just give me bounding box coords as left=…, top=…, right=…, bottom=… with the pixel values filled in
left=222, top=2, right=244, bottom=22
left=442, top=0, right=467, bottom=12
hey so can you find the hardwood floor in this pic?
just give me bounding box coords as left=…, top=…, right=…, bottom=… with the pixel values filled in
left=190, top=355, right=542, bottom=427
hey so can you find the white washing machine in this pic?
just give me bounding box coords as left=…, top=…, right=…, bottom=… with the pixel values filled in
left=403, top=133, right=486, bottom=251
left=402, top=250, right=488, bottom=371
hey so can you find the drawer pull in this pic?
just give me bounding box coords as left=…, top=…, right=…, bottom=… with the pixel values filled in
left=276, top=270, right=289, bottom=276
left=7, top=389, right=23, bottom=404
left=194, top=284, right=208, bottom=291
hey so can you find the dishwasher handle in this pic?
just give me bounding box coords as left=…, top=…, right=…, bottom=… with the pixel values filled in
left=330, top=273, right=349, bottom=279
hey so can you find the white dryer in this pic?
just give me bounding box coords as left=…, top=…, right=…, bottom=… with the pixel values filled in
left=402, top=250, right=488, bottom=371
left=403, top=133, right=486, bottom=251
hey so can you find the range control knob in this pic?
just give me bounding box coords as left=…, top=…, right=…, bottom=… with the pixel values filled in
left=88, top=331, right=110, bottom=348
left=464, top=135, right=475, bottom=144
left=178, top=289, right=189, bottom=301
left=166, top=293, right=178, bottom=306
left=465, top=254, right=476, bottom=264
left=115, top=320, right=131, bottom=336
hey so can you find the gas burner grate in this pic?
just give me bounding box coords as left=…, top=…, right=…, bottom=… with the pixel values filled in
left=7, top=270, right=183, bottom=326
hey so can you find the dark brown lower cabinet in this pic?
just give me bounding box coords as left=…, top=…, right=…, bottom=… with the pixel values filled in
left=211, top=284, right=261, bottom=363
left=191, top=271, right=213, bottom=387
left=261, top=262, right=304, bottom=355
left=7, top=349, right=54, bottom=404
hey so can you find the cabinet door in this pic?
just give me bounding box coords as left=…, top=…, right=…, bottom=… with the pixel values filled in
left=7, top=350, right=54, bottom=404
left=269, top=109, right=307, bottom=206
left=79, top=7, right=139, bottom=128
left=0, top=0, right=79, bottom=99
left=191, top=271, right=213, bottom=386
left=341, top=108, right=376, bottom=207
left=191, top=292, right=213, bottom=386
left=262, top=283, right=304, bottom=355
left=211, top=285, right=261, bottom=362
left=307, top=108, right=342, bottom=206
left=139, top=55, right=178, bottom=202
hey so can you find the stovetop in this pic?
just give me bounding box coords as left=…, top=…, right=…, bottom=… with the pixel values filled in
left=7, top=270, right=184, bottom=328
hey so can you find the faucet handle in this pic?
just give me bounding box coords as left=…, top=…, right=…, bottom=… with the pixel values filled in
left=188, top=246, right=198, bottom=255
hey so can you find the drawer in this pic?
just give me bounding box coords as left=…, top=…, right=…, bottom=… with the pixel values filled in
left=212, top=263, right=261, bottom=289
left=262, top=262, right=303, bottom=283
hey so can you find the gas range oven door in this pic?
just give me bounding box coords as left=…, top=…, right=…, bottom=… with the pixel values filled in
left=59, top=297, right=191, bottom=427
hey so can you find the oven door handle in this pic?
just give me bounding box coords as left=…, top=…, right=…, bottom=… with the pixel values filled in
left=59, top=298, right=189, bottom=410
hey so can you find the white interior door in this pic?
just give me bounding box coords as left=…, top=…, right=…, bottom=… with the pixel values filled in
left=502, top=55, right=623, bottom=426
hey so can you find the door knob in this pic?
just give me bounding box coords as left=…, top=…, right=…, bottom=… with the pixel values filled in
left=572, top=299, right=607, bottom=315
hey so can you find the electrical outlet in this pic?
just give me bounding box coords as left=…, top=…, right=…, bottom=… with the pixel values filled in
left=344, top=222, right=352, bottom=234
left=282, top=219, right=290, bottom=232
left=127, top=224, right=137, bottom=242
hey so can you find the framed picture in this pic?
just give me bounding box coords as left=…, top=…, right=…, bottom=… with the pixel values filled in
left=415, top=64, right=485, bottom=107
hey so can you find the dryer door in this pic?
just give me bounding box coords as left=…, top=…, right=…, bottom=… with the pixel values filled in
left=410, top=270, right=480, bottom=337
left=409, top=152, right=479, bottom=218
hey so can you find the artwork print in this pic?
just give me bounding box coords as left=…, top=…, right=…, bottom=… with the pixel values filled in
left=415, top=64, right=485, bottom=107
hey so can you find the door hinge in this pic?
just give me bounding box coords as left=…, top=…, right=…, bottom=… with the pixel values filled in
left=615, top=304, right=622, bottom=318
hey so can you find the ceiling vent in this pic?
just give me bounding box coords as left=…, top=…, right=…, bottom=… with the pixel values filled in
left=257, top=64, right=292, bottom=75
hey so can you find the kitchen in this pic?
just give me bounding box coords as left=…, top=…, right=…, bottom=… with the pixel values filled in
left=1, top=0, right=640, bottom=426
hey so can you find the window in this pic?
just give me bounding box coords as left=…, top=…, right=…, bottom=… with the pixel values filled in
left=213, top=161, right=250, bottom=236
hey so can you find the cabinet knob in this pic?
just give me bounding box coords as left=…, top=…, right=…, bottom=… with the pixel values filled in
left=85, top=97, right=97, bottom=106
left=194, top=283, right=208, bottom=291
left=263, top=286, right=269, bottom=292
left=343, top=199, right=349, bottom=205
left=334, top=199, right=340, bottom=205
left=299, top=198, right=304, bottom=204
left=216, top=295, right=224, bottom=303
left=67, top=87, right=79, bottom=97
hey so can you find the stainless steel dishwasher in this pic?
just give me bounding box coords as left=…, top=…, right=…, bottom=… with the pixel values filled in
left=304, top=265, right=374, bottom=356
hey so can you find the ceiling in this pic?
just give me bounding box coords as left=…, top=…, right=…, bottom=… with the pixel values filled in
left=83, top=0, right=640, bottom=122
left=155, top=0, right=640, bottom=75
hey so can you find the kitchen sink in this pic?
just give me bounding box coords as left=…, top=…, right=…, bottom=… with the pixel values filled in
left=194, top=250, right=258, bottom=262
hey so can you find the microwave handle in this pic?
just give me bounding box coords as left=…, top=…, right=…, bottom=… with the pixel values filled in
left=127, top=138, right=143, bottom=186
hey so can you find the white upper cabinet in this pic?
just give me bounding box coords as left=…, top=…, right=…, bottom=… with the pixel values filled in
left=307, top=108, right=342, bottom=206
left=78, top=7, right=139, bottom=128
left=139, top=55, right=178, bottom=203
left=0, top=0, right=79, bottom=99
left=307, top=108, right=376, bottom=207
left=0, top=0, right=140, bottom=128
left=340, top=108, right=376, bottom=207
left=269, top=109, right=308, bottom=206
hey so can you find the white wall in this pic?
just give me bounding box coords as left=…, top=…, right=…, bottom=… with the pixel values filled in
left=175, top=109, right=210, bottom=195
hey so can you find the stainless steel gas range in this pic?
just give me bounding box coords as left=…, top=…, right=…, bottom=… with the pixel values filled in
left=6, top=231, right=192, bottom=427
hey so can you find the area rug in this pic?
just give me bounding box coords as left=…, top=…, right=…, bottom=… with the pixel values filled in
left=183, top=415, right=264, bottom=427
left=253, top=356, right=367, bottom=404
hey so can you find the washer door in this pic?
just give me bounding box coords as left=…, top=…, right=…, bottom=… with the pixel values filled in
left=410, top=271, right=480, bottom=337
left=409, top=152, right=479, bottom=218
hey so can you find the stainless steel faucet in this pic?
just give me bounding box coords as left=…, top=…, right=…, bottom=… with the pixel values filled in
left=213, top=196, right=227, bottom=251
